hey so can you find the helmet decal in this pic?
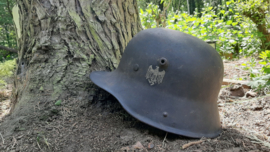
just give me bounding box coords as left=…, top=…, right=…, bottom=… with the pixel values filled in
left=145, top=65, right=166, bottom=86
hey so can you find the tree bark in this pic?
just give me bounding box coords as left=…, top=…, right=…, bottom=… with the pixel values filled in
left=11, top=0, right=142, bottom=115
left=187, top=0, right=190, bottom=14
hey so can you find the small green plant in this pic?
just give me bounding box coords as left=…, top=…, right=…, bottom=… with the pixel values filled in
left=37, top=132, right=51, bottom=149
left=140, top=0, right=171, bottom=29
left=140, top=3, right=159, bottom=29
left=241, top=57, right=260, bottom=78
left=0, top=59, right=16, bottom=88
left=55, top=100, right=62, bottom=106
left=258, top=50, right=270, bottom=73
left=247, top=51, right=270, bottom=92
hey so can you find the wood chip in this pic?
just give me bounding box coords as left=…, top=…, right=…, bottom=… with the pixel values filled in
left=182, top=140, right=204, bottom=149
left=246, top=91, right=257, bottom=97
left=132, top=141, right=144, bottom=149
left=0, top=132, right=4, bottom=144
left=223, top=79, right=251, bottom=89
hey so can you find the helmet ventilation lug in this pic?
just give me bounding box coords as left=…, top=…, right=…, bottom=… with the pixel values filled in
left=159, top=57, right=168, bottom=67
left=133, top=64, right=139, bottom=71
left=163, top=112, right=168, bottom=117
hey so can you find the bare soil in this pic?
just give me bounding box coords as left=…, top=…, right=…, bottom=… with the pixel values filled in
left=0, top=59, right=270, bottom=152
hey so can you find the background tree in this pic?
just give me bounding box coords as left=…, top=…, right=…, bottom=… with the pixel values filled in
left=237, top=0, right=270, bottom=50
left=0, top=0, right=17, bottom=61
left=10, top=0, right=142, bottom=117
left=137, top=0, right=227, bottom=17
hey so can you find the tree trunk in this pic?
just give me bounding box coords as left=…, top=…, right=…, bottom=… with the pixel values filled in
left=196, top=0, right=203, bottom=17
left=187, top=0, right=190, bottom=14
left=158, top=0, right=164, bottom=11
left=189, top=0, right=195, bottom=15
left=243, top=9, right=270, bottom=50
left=11, top=0, right=142, bottom=116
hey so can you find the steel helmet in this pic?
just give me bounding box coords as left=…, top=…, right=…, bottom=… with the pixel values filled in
left=90, top=28, right=223, bottom=138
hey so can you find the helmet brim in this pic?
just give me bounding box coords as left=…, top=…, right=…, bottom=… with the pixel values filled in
left=90, top=70, right=222, bottom=138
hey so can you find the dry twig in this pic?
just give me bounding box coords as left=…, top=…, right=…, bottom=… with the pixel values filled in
left=11, top=136, right=17, bottom=149
left=219, top=94, right=270, bottom=106
left=222, top=79, right=251, bottom=89
left=0, top=132, right=4, bottom=144
left=182, top=140, right=204, bottom=149
left=247, top=135, right=270, bottom=148
left=71, top=122, right=78, bottom=129
left=162, top=132, right=168, bottom=148
left=37, top=141, right=44, bottom=152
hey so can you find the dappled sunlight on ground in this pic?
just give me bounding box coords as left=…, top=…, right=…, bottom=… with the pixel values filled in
left=223, top=57, right=263, bottom=81
left=0, top=85, right=12, bottom=121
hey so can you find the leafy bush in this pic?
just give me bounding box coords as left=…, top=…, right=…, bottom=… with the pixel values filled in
left=241, top=57, right=260, bottom=79
left=0, top=0, right=17, bottom=61
left=0, top=59, right=16, bottom=88
left=0, top=51, right=17, bottom=62
left=140, top=3, right=160, bottom=29
left=239, top=50, right=270, bottom=93
left=140, top=0, right=270, bottom=91
left=140, top=0, right=263, bottom=57
left=236, top=0, right=270, bottom=50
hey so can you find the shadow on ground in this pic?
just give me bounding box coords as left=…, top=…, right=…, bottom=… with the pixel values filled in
left=0, top=94, right=269, bottom=152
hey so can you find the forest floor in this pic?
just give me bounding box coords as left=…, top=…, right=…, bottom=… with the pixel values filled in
left=1, top=58, right=270, bottom=152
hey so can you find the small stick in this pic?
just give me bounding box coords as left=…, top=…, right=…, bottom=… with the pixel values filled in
left=222, top=79, right=251, bottom=89
left=11, top=136, right=17, bottom=149
left=162, top=132, right=168, bottom=148
left=37, top=141, right=44, bottom=152
left=247, top=135, right=270, bottom=148
left=71, top=122, right=78, bottom=129
left=182, top=140, right=204, bottom=149
left=220, top=94, right=270, bottom=105
left=0, top=132, right=4, bottom=144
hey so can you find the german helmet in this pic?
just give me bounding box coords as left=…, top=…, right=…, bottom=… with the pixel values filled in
left=90, top=28, right=223, bottom=138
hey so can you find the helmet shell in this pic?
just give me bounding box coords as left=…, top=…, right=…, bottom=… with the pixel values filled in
left=90, top=28, right=223, bottom=138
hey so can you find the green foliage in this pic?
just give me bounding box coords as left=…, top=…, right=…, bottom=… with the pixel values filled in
left=138, top=0, right=187, bottom=11
left=140, top=0, right=262, bottom=56
left=244, top=51, right=270, bottom=92
left=0, top=0, right=14, bottom=25
left=241, top=57, right=260, bottom=78
left=236, top=0, right=270, bottom=49
left=138, top=0, right=220, bottom=15
left=0, top=0, right=17, bottom=61
left=55, top=100, right=62, bottom=106
left=258, top=50, right=270, bottom=74
left=140, top=3, right=160, bottom=29
left=140, top=0, right=270, bottom=91
left=0, top=59, right=16, bottom=88
left=140, top=0, right=172, bottom=28
left=248, top=75, right=270, bottom=92
left=0, top=52, right=16, bottom=62
left=237, top=0, right=268, bottom=23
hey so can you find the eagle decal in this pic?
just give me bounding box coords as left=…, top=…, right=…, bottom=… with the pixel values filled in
left=145, top=65, right=166, bottom=86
